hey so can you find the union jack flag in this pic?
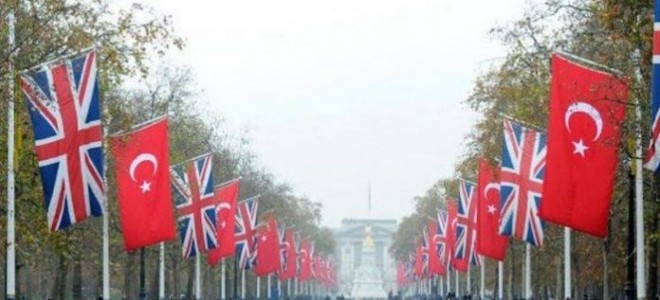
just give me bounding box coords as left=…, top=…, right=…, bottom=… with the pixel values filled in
left=421, top=227, right=429, bottom=275
left=455, top=180, right=480, bottom=270
left=499, top=119, right=546, bottom=247
left=171, top=153, right=217, bottom=258
left=235, top=196, right=259, bottom=269
left=435, top=209, right=450, bottom=268
left=645, top=1, right=660, bottom=171
left=21, top=50, right=105, bottom=231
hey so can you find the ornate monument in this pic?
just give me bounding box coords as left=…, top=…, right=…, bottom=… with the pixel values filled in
left=332, top=186, right=397, bottom=296
left=349, top=225, right=388, bottom=299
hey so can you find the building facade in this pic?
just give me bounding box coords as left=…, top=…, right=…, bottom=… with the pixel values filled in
left=333, top=218, right=397, bottom=296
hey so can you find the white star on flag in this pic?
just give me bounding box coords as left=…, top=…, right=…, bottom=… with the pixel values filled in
left=139, top=181, right=152, bottom=193
left=572, top=139, right=589, bottom=157
left=487, top=204, right=497, bottom=215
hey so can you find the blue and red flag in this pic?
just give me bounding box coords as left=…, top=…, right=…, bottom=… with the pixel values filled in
left=454, top=180, right=480, bottom=272
left=171, top=153, right=217, bottom=258
left=235, top=196, right=259, bottom=269
left=499, top=119, right=545, bottom=247
left=435, top=209, right=451, bottom=271
left=645, top=2, right=660, bottom=171
left=20, top=50, right=105, bottom=231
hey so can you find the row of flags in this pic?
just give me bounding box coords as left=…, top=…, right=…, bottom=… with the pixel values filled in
left=399, top=53, right=629, bottom=284
left=18, top=48, right=337, bottom=286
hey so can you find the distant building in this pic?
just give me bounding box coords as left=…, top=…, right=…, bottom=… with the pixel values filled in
left=332, top=218, right=397, bottom=296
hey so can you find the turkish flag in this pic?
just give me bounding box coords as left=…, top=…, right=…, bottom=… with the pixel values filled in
left=255, top=213, right=281, bottom=276
left=110, top=117, right=176, bottom=251
left=207, top=179, right=240, bottom=266
left=447, top=199, right=458, bottom=271
left=278, top=229, right=297, bottom=280
left=298, top=239, right=312, bottom=281
left=540, top=54, right=628, bottom=237
left=477, top=159, right=508, bottom=260
left=427, top=219, right=446, bottom=276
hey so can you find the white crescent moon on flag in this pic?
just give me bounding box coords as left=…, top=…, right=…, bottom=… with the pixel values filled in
left=564, top=102, right=603, bottom=141
left=483, top=183, right=500, bottom=199
left=129, top=153, right=158, bottom=182
left=217, top=202, right=231, bottom=212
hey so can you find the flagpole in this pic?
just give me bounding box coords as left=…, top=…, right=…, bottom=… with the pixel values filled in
left=257, top=276, right=261, bottom=299
left=195, top=254, right=202, bottom=300
left=101, top=61, right=111, bottom=300
left=241, top=269, right=246, bottom=299
left=635, top=81, right=646, bottom=300
left=159, top=243, right=165, bottom=300
left=564, top=228, right=571, bottom=300
left=467, top=268, right=471, bottom=296
left=525, top=244, right=532, bottom=299
left=287, top=278, right=291, bottom=297
left=277, top=277, right=281, bottom=299
left=5, top=9, right=16, bottom=300
left=455, top=271, right=459, bottom=297
left=498, top=261, right=504, bottom=300
left=446, top=267, right=451, bottom=296
left=221, top=260, right=226, bottom=300
left=267, top=275, right=272, bottom=299
left=439, top=277, right=443, bottom=296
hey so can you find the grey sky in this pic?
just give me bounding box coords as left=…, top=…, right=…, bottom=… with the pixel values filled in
left=124, top=0, right=528, bottom=227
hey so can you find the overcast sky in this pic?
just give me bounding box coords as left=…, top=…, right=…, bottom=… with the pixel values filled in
left=124, top=0, right=530, bottom=228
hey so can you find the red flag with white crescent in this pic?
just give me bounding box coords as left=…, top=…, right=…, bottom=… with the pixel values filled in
left=540, top=54, right=628, bottom=237
left=111, top=117, right=176, bottom=251
left=477, top=159, right=508, bottom=260
left=207, top=179, right=241, bottom=266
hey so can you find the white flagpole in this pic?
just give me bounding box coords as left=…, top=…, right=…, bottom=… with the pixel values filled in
left=241, top=270, right=246, bottom=299
left=635, top=92, right=646, bottom=299
left=294, top=278, right=298, bottom=295
left=467, top=268, right=471, bottom=296
left=480, top=262, right=485, bottom=299
left=446, top=266, right=451, bottom=295
left=498, top=261, right=504, bottom=300
left=287, top=278, right=291, bottom=297
left=101, top=106, right=110, bottom=299
left=195, top=254, right=202, bottom=300
left=277, top=277, right=281, bottom=299
left=455, top=271, right=459, bottom=297
left=257, top=276, right=261, bottom=299
left=525, top=244, right=532, bottom=300
left=221, top=260, right=226, bottom=300
left=5, top=9, right=16, bottom=300
left=564, top=228, right=571, bottom=300
left=159, top=243, right=165, bottom=300
left=439, top=277, right=443, bottom=296
left=267, top=275, right=271, bottom=299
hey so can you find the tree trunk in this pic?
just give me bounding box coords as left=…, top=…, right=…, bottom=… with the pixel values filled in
left=185, top=260, right=194, bottom=300
left=73, top=258, right=83, bottom=300
left=509, top=241, right=514, bottom=300
left=556, top=256, right=561, bottom=300
left=150, top=250, right=159, bottom=300
left=603, top=246, right=609, bottom=300
left=125, top=252, right=137, bottom=299
left=52, top=253, right=68, bottom=300
left=172, top=251, right=180, bottom=300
